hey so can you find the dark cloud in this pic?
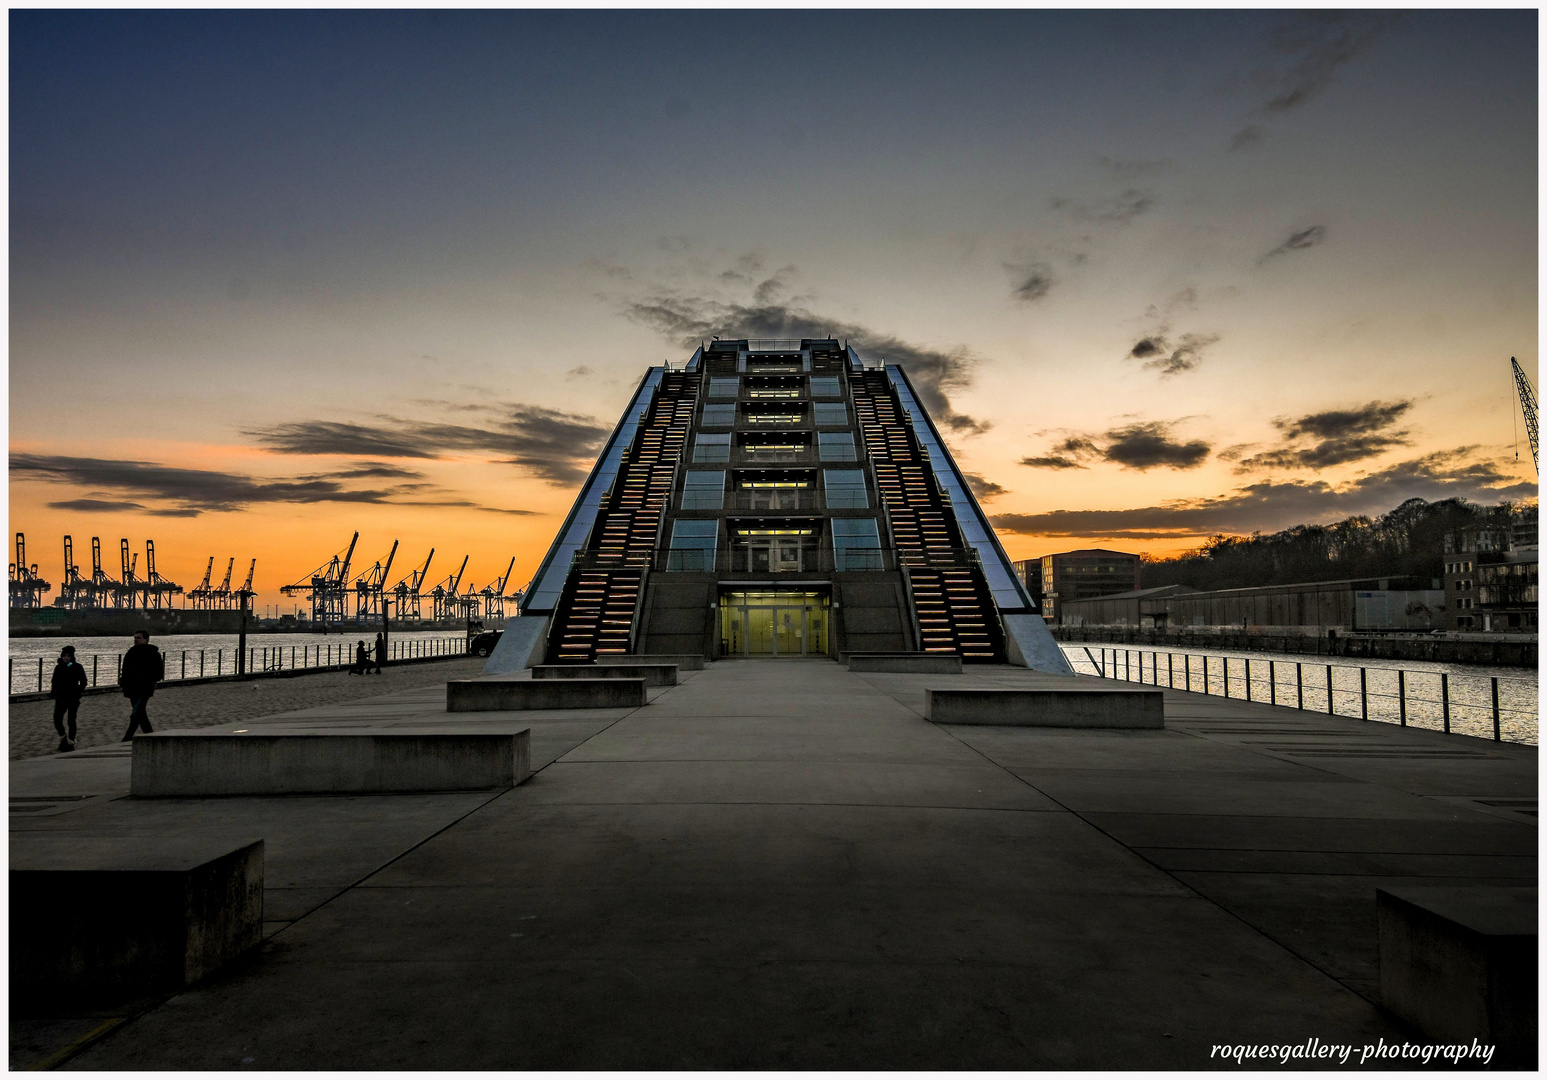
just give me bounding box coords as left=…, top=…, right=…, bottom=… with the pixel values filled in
left=1128, top=337, right=1166, bottom=360
left=1141, top=333, right=1218, bottom=377
left=45, top=498, right=147, bottom=512
left=1102, top=422, right=1212, bottom=470
left=321, top=463, right=427, bottom=481
left=1255, top=12, right=1403, bottom=115
left=1010, top=263, right=1054, bottom=303
left=962, top=472, right=1007, bottom=501
left=246, top=404, right=609, bottom=485
left=11, top=454, right=426, bottom=516
left=1050, top=188, right=1155, bottom=223
left=1260, top=225, right=1327, bottom=263
left=624, top=292, right=991, bottom=436
left=993, top=448, right=1531, bottom=539
left=564, top=365, right=592, bottom=380
left=1021, top=423, right=1209, bottom=472
left=1237, top=399, right=1413, bottom=471
left=1228, top=125, right=1266, bottom=151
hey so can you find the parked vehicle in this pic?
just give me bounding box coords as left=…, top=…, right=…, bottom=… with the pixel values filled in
left=469, top=630, right=504, bottom=657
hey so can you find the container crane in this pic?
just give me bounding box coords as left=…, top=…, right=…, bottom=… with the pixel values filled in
left=144, top=540, right=183, bottom=609
left=281, top=532, right=359, bottom=629
left=235, top=559, right=257, bottom=610
left=431, top=555, right=469, bottom=621
left=212, top=558, right=236, bottom=609
left=390, top=549, right=434, bottom=621
left=9, top=533, right=52, bottom=608
left=353, top=540, right=399, bottom=620
left=117, top=539, right=141, bottom=609
left=58, top=536, right=91, bottom=609
left=187, top=558, right=216, bottom=608
left=480, top=556, right=517, bottom=620
left=89, top=538, right=116, bottom=609
left=1511, top=357, right=1538, bottom=474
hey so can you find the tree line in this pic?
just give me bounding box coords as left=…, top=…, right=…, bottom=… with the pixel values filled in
left=1140, top=498, right=1538, bottom=593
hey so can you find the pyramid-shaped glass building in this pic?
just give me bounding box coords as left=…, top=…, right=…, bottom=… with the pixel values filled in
left=491, top=339, right=1071, bottom=674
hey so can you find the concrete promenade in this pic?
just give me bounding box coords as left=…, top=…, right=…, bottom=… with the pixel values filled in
left=9, top=659, right=1536, bottom=1069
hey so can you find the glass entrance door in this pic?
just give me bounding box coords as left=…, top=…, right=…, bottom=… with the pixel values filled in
left=719, top=592, right=830, bottom=657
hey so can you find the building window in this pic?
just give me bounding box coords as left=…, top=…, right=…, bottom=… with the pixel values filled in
left=832, top=517, right=882, bottom=570
left=668, top=520, right=718, bottom=571
left=809, top=376, right=842, bottom=398
left=813, top=402, right=849, bottom=427
left=693, top=433, right=731, bottom=463
left=708, top=377, right=739, bottom=399
left=700, top=403, right=736, bottom=427
left=823, top=469, right=868, bottom=508
left=680, top=470, right=726, bottom=510
left=818, top=432, right=858, bottom=461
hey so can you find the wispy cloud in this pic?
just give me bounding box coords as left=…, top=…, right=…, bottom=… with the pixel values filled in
left=962, top=472, right=1007, bottom=501
left=1259, top=225, right=1327, bottom=264
left=1008, top=261, right=1055, bottom=303
left=1125, top=332, right=1219, bottom=377
left=1021, top=422, right=1211, bottom=472
left=1050, top=187, right=1155, bottom=223
left=246, top=404, right=609, bottom=485
left=995, top=447, right=1531, bottom=539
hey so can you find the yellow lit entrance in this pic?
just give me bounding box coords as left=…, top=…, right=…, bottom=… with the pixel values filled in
left=719, top=591, right=830, bottom=657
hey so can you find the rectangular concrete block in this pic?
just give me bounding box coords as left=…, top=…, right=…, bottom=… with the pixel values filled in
left=1378, top=886, right=1537, bottom=1068
left=447, top=677, right=646, bottom=712
left=596, top=653, right=705, bottom=671
left=11, top=836, right=264, bottom=1002
left=130, top=731, right=530, bottom=796
left=534, top=663, right=678, bottom=686
left=926, top=687, right=1164, bottom=728
left=848, top=653, right=963, bottom=674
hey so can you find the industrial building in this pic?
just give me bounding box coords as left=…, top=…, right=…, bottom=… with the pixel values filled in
left=1057, top=576, right=1447, bottom=634
left=490, top=339, right=1067, bottom=671
left=1013, top=548, right=1140, bottom=624
left=1445, top=517, right=1539, bottom=633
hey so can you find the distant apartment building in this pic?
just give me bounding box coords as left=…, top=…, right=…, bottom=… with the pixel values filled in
left=1014, top=549, right=1140, bottom=623
left=1445, top=516, right=1539, bottom=633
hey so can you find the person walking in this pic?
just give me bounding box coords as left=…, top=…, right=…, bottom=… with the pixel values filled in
left=49, top=645, right=88, bottom=752
left=373, top=632, right=385, bottom=674
left=120, top=630, right=164, bottom=741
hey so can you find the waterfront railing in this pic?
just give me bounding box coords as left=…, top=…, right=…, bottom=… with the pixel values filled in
left=10, top=635, right=470, bottom=697
left=1062, top=645, right=1537, bottom=745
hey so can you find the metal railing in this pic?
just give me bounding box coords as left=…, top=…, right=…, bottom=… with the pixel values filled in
left=11, top=636, right=471, bottom=696
left=726, top=490, right=824, bottom=511
left=732, top=449, right=814, bottom=465
left=1062, top=645, right=1537, bottom=745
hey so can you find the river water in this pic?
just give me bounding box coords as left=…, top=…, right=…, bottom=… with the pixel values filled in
left=1061, top=642, right=1538, bottom=746
left=7, top=629, right=473, bottom=695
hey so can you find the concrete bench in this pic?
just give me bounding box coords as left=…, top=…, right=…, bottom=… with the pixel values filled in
left=596, top=653, right=706, bottom=671
left=130, top=731, right=531, bottom=797
left=448, top=677, right=647, bottom=712
left=11, top=836, right=264, bottom=1001
left=925, top=686, right=1165, bottom=728
left=533, top=663, right=678, bottom=687
left=848, top=653, right=963, bottom=674
left=1378, top=886, right=1537, bottom=1068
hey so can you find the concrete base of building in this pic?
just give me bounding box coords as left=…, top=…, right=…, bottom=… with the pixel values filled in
left=129, top=732, right=531, bottom=796
left=925, top=686, right=1165, bottom=728
left=482, top=615, right=550, bottom=674
left=533, top=664, right=678, bottom=687
left=847, top=653, right=964, bottom=674
left=597, top=653, right=706, bottom=671
left=1002, top=612, right=1076, bottom=675
left=11, top=836, right=264, bottom=1001
left=1377, top=886, right=1537, bottom=1068
left=448, top=677, right=647, bottom=712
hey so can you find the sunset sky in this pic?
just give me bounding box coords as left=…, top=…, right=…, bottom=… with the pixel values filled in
left=9, top=10, right=1538, bottom=612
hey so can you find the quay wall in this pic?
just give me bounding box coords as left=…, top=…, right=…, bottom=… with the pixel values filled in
left=1050, top=625, right=1537, bottom=668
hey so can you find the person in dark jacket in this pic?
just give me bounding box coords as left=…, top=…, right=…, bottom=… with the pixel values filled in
left=352, top=640, right=368, bottom=675
left=120, top=630, right=164, bottom=741
left=373, top=632, right=385, bottom=674
left=50, top=645, right=88, bottom=752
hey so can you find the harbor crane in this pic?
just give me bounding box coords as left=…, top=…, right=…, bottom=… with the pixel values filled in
left=479, top=557, right=518, bottom=620
left=118, top=539, right=141, bottom=609
left=236, top=559, right=257, bottom=609
left=187, top=558, right=217, bottom=608
left=430, top=555, right=469, bottom=621
left=57, top=536, right=92, bottom=609
left=143, top=540, right=183, bottom=609
left=281, top=532, right=359, bottom=629
left=1511, top=357, right=1538, bottom=474
left=9, top=533, right=52, bottom=608
left=212, top=558, right=236, bottom=608
left=390, top=549, right=434, bottom=621
left=88, top=538, right=116, bottom=608
left=352, top=540, right=399, bottom=620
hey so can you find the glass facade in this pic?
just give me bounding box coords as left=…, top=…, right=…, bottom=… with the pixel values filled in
left=818, top=432, right=857, bottom=461
left=809, top=376, right=842, bottom=398
left=813, top=402, right=848, bottom=426
left=719, top=591, right=830, bottom=656
left=681, top=470, right=725, bottom=510
left=693, top=433, right=731, bottom=463
left=831, top=518, right=882, bottom=570
left=668, top=519, right=718, bottom=571
left=823, top=469, right=868, bottom=508
left=708, top=377, right=739, bottom=398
